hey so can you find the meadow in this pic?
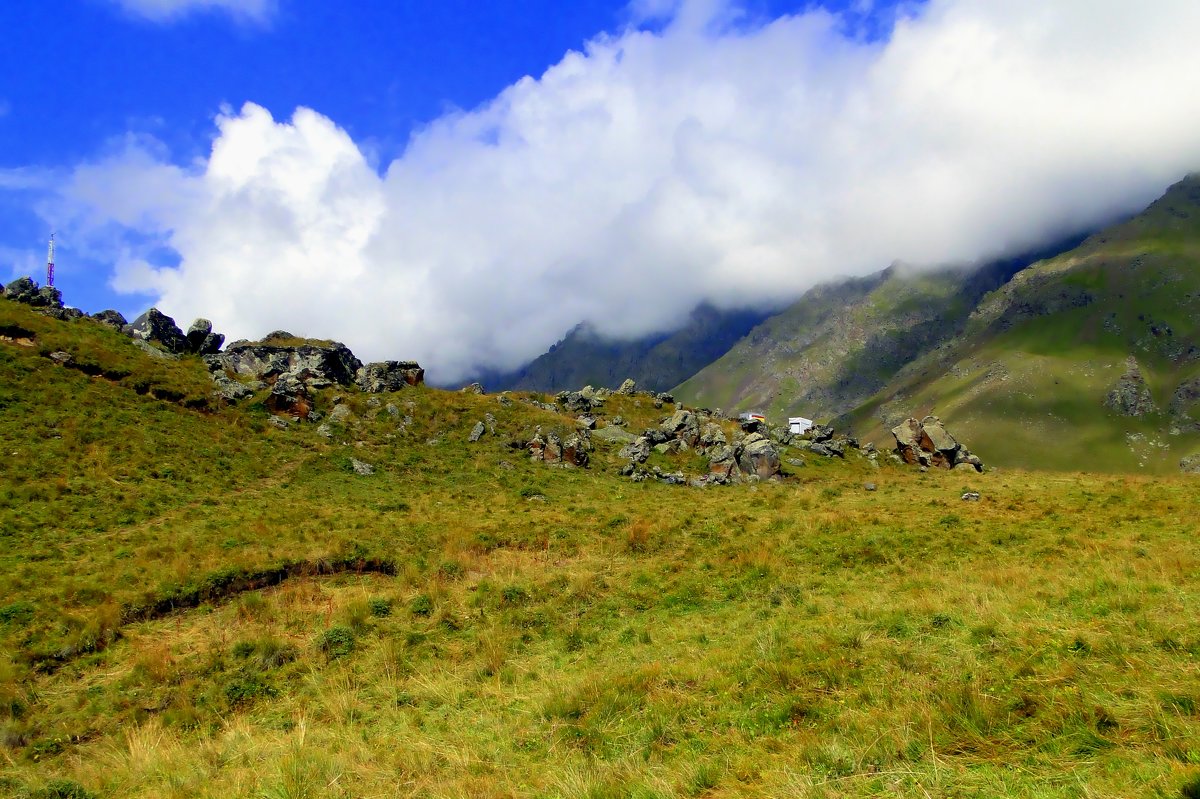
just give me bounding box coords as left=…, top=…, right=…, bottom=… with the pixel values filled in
left=1, top=301, right=1199, bottom=798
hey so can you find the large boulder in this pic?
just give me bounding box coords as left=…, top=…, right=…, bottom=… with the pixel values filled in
left=123, top=308, right=189, bottom=354
left=357, top=361, right=425, bottom=392
left=186, top=318, right=225, bottom=355
left=737, top=433, right=782, bottom=479
left=891, top=415, right=983, bottom=472
left=616, top=378, right=637, bottom=395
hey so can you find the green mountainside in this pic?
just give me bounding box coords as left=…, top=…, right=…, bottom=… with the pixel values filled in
left=838, top=174, right=1200, bottom=473
left=672, top=252, right=1044, bottom=421
left=479, top=303, right=773, bottom=393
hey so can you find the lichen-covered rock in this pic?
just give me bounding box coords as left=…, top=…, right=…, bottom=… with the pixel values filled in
left=357, top=361, right=425, bottom=392
left=468, top=421, right=487, bottom=443
left=593, top=424, right=638, bottom=445
left=619, top=436, right=651, bottom=463
left=737, top=434, right=782, bottom=479
left=616, top=378, right=637, bottom=395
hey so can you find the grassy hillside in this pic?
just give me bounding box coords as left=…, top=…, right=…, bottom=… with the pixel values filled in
left=480, top=303, right=773, bottom=394
left=2, top=300, right=1200, bottom=798
left=841, top=175, right=1200, bottom=473
left=672, top=248, right=1055, bottom=422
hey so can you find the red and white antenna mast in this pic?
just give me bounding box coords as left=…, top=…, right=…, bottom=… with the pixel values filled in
left=46, top=233, right=55, bottom=288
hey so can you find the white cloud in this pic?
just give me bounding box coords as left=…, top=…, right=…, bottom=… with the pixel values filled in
left=54, top=0, right=1200, bottom=383
left=110, top=0, right=275, bottom=24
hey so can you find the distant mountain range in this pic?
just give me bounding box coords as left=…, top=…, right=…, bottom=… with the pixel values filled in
left=494, top=174, right=1200, bottom=472
left=477, top=303, right=774, bottom=394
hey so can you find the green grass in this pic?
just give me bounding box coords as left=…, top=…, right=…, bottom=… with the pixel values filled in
left=2, top=300, right=1200, bottom=798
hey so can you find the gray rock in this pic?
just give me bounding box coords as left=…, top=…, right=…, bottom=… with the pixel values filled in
left=1180, top=454, right=1200, bottom=474
left=619, top=436, right=651, bottom=463
left=700, top=422, right=727, bottom=450
left=268, top=416, right=289, bottom=430
left=461, top=382, right=485, bottom=394
left=317, top=424, right=333, bottom=439
left=660, top=409, right=699, bottom=446
left=468, top=421, right=487, bottom=443
left=330, top=404, right=353, bottom=422
left=351, top=458, right=375, bottom=476
left=787, top=457, right=806, bottom=468
left=212, top=374, right=255, bottom=402
left=809, top=424, right=835, bottom=442
left=91, top=309, right=127, bottom=329
left=961, top=492, right=981, bottom=501
left=576, top=415, right=597, bottom=430
left=123, top=308, right=189, bottom=354
left=738, top=435, right=782, bottom=479
left=357, top=361, right=425, bottom=392
left=1105, top=356, right=1156, bottom=416
left=616, top=378, right=637, bottom=395
left=207, top=338, right=363, bottom=389
left=186, top=318, right=224, bottom=354
left=656, top=392, right=675, bottom=404
left=864, top=482, right=877, bottom=491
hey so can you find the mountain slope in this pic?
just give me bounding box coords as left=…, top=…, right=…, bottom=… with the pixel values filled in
left=673, top=248, right=1061, bottom=421
left=477, top=303, right=773, bottom=393
left=839, top=174, right=1200, bottom=472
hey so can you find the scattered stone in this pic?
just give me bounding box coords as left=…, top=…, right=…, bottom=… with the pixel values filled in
left=498, top=394, right=513, bottom=407
left=317, top=424, right=333, bottom=439
left=576, top=415, right=597, bottom=430
left=498, top=460, right=514, bottom=470
left=660, top=409, right=700, bottom=447
left=351, top=458, right=375, bottom=476
left=48, top=351, right=72, bottom=365
left=330, top=404, right=354, bottom=422
left=268, top=416, right=289, bottom=430
left=656, top=392, right=675, bottom=404
left=611, top=415, right=626, bottom=426
left=961, top=491, right=981, bottom=501
left=468, top=421, right=487, bottom=442
left=864, top=482, right=877, bottom=492
left=787, top=457, right=806, bottom=468
left=462, top=382, right=485, bottom=394
left=266, top=373, right=313, bottom=418
left=1180, top=454, right=1200, bottom=474
left=616, top=378, right=637, bottom=395
left=485, top=413, right=497, bottom=433
left=212, top=374, right=256, bottom=402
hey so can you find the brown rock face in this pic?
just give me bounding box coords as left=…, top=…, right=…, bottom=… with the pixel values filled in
left=890, top=416, right=982, bottom=472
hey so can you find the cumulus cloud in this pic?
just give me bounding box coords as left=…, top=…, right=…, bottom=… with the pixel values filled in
left=110, top=0, right=276, bottom=24
left=54, top=0, right=1200, bottom=382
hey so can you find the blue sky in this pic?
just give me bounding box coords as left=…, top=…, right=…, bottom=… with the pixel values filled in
left=3, top=1, right=1200, bottom=381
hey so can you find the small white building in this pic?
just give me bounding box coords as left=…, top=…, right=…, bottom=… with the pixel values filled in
left=789, top=416, right=814, bottom=435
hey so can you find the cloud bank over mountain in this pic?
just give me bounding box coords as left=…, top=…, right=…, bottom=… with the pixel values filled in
left=56, top=0, right=1200, bottom=382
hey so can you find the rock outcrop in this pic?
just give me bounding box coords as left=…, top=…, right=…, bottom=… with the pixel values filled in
left=123, top=309, right=190, bottom=355
left=186, top=318, right=225, bottom=355
left=891, top=416, right=983, bottom=472
left=1105, top=357, right=1156, bottom=417
left=207, top=338, right=362, bottom=388
left=356, top=361, right=425, bottom=393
